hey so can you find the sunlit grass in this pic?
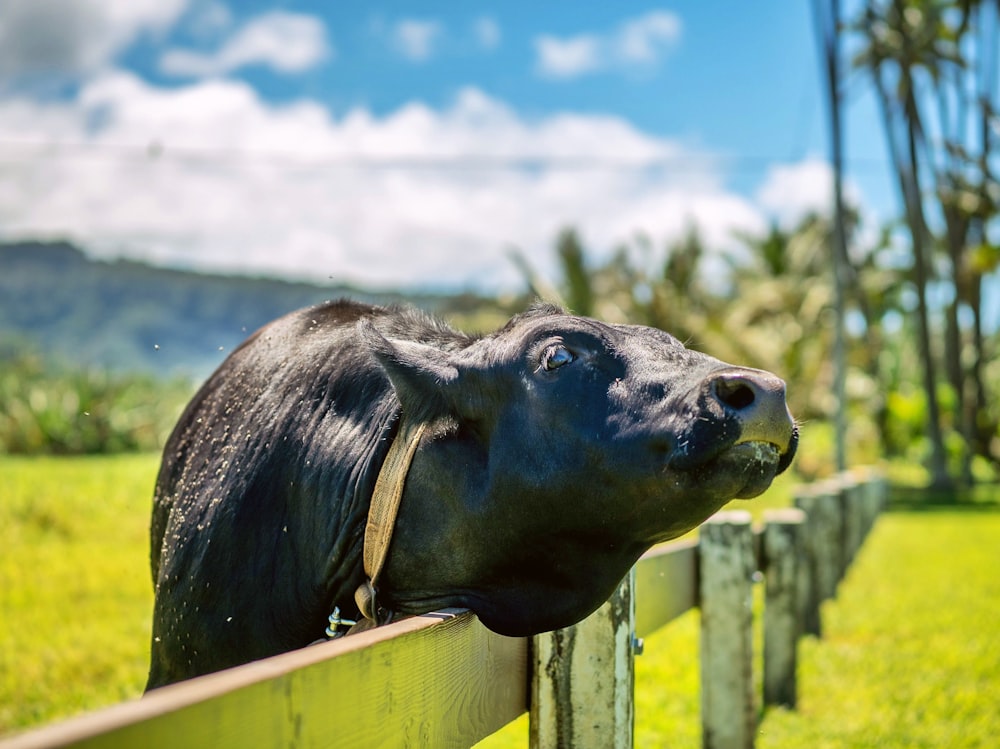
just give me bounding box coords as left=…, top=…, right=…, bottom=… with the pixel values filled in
left=4, top=456, right=999, bottom=748
left=758, top=509, right=1000, bottom=748
left=0, top=454, right=158, bottom=734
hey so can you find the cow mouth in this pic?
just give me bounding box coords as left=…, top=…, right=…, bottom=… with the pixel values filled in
left=726, top=416, right=799, bottom=496
left=664, top=422, right=798, bottom=500
left=726, top=440, right=784, bottom=498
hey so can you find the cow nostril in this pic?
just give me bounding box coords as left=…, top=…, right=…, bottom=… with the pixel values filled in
left=709, top=369, right=793, bottom=453
left=714, top=378, right=757, bottom=411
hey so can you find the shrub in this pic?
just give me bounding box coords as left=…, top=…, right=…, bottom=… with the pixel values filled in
left=0, top=349, right=192, bottom=455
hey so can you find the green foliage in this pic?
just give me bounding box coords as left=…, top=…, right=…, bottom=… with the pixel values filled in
left=556, top=228, right=594, bottom=317
left=0, top=241, right=526, bottom=456
left=968, top=243, right=1000, bottom=274
left=848, top=0, right=1000, bottom=485
left=885, top=384, right=928, bottom=456
left=0, top=241, right=335, bottom=377
left=0, top=349, right=193, bottom=455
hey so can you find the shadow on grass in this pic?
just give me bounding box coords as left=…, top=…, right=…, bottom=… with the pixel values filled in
left=888, top=482, right=1000, bottom=512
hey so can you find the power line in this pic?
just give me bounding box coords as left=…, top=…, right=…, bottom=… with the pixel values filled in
left=0, top=137, right=893, bottom=175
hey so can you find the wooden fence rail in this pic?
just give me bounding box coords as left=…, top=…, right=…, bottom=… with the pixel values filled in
left=1, top=469, right=886, bottom=749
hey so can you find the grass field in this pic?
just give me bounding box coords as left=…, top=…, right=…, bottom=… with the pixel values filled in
left=757, top=509, right=1000, bottom=748
left=0, top=454, right=157, bottom=733
left=2, top=455, right=999, bottom=746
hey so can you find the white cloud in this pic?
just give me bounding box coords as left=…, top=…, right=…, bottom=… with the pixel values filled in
left=160, top=11, right=331, bottom=77
left=535, top=35, right=603, bottom=79
left=756, top=157, right=878, bottom=260
left=186, top=1, right=233, bottom=39
left=617, top=11, right=681, bottom=64
left=756, top=158, right=837, bottom=227
left=391, top=19, right=443, bottom=62
left=0, top=0, right=189, bottom=79
left=535, top=10, right=682, bottom=80
left=473, top=17, right=501, bottom=51
left=0, top=76, right=770, bottom=290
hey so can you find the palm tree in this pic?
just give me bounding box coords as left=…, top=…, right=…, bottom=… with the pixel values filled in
left=812, top=0, right=852, bottom=472
left=725, top=218, right=839, bottom=430
left=853, top=0, right=1000, bottom=484
left=852, top=0, right=956, bottom=486
left=556, top=228, right=595, bottom=317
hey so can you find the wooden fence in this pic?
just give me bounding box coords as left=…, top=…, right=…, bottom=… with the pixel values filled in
left=1, top=469, right=886, bottom=749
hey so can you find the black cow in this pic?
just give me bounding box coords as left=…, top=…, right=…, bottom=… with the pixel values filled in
left=147, top=300, right=797, bottom=689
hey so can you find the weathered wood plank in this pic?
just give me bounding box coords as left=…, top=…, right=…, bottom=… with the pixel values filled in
left=811, top=487, right=843, bottom=603
left=762, top=508, right=805, bottom=708
left=530, top=570, right=635, bottom=749
left=843, top=479, right=862, bottom=578
left=699, top=511, right=755, bottom=749
left=0, top=610, right=527, bottom=749
left=634, top=538, right=698, bottom=638
left=855, top=468, right=886, bottom=540
left=792, top=490, right=822, bottom=637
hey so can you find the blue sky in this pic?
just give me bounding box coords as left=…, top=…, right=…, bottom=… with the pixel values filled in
left=137, top=2, right=829, bottom=163
left=0, top=1, right=893, bottom=290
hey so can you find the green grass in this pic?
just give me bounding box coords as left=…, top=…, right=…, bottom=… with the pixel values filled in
left=4, top=457, right=1000, bottom=748
left=758, top=509, right=1000, bottom=748
left=0, top=454, right=158, bottom=734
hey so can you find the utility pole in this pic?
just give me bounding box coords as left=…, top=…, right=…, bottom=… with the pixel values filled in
left=812, top=0, right=850, bottom=472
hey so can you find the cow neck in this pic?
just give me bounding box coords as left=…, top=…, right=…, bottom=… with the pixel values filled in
left=352, top=414, right=426, bottom=629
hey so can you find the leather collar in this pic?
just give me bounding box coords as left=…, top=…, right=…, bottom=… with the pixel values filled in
left=353, top=416, right=426, bottom=626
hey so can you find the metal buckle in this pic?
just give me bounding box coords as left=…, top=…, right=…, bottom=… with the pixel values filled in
left=325, top=606, right=358, bottom=638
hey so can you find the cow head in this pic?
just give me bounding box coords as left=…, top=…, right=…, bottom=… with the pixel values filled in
left=363, top=304, right=797, bottom=635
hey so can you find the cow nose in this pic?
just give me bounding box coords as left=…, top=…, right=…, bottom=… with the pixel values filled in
left=710, top=369, right=795, bottom=452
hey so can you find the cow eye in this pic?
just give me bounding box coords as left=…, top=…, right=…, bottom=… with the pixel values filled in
left=542, top=345, right=575, bottom=371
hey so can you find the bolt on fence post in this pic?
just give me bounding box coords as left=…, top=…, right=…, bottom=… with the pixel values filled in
left=699, top=510, right=755, bottom=749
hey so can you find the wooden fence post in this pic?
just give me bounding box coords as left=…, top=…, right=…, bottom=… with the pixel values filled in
left=762, top=508, right=806, bottom=708
left=857, top=469, right=886, bottom=539
left=699, top=510, right=755, bottom=749
left=838, top=476, right=863, bottom=572
left=791, top=490, right=821, bottom=637
left=530, top=568, right=635, bottom=749
left=811, top=487, right=842, bottom=603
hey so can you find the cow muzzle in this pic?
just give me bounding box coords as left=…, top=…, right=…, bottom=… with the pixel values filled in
left=710, top=368, right=798, bottom=476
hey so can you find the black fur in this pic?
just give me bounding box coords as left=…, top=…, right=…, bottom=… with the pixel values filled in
left=147, top=299, right=796, bottom=688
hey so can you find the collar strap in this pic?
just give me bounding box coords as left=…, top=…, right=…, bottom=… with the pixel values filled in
left=354, top=416, right=426, bottom=624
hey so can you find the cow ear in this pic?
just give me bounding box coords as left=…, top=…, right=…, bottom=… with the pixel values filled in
left=360, top=320, right=484, bottom=422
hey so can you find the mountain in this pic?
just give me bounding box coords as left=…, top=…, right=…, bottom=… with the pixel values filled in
left=0, top=240, right=512, bottom=378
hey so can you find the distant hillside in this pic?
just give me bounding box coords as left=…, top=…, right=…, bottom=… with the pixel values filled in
left=0, top=241, right=512, bottom=378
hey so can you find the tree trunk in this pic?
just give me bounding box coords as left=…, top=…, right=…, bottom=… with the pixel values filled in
left=902, top=99, right=951, bottom=487
left=870, top=53, right=951, bottom=487
left=813, top=0, right=850, bottom=473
